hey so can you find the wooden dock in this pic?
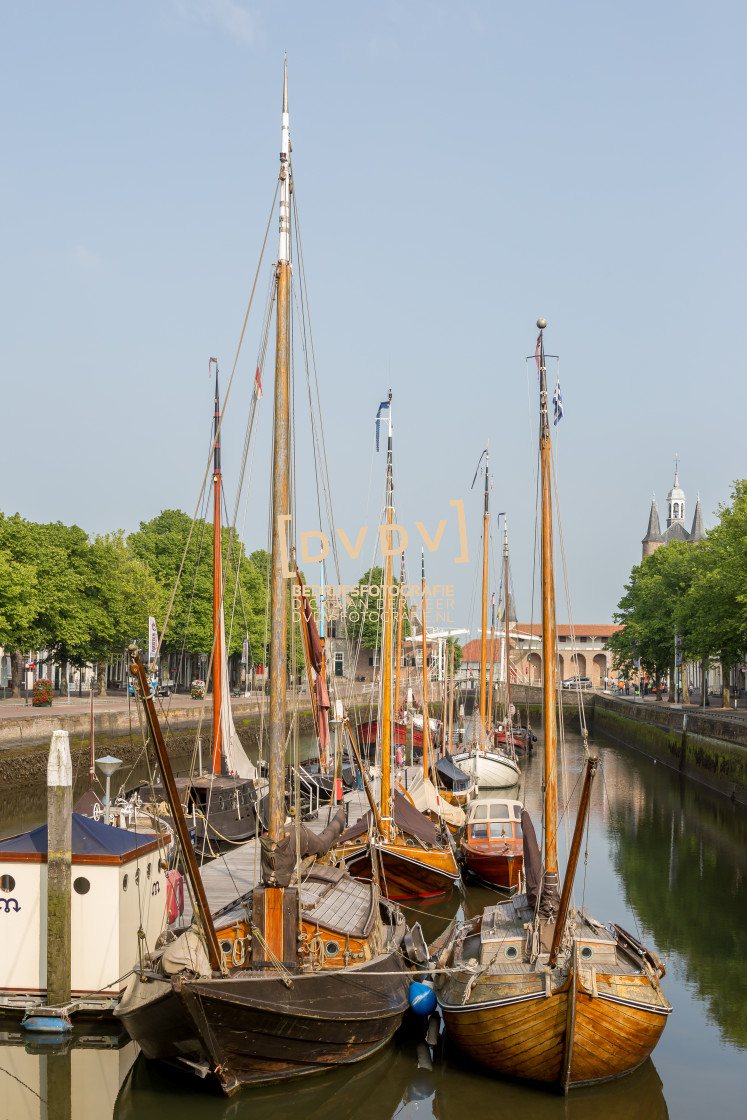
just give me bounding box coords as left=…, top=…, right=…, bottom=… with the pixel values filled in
left=179, top=788, right=374, bottom=925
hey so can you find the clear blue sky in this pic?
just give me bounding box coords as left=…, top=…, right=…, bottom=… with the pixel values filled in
left=2, top=1, right=744, bottom=634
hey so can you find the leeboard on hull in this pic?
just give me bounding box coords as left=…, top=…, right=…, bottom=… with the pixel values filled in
left=346, top=842, right=460, bottom=900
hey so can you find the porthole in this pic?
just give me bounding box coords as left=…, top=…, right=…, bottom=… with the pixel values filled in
left=325, top=941, right=341, bottom=958
left=580, top=946, right=593, bottom=961
left=0, top=874, right=15, bottom=893
left=73, top=877, right=90, bottom=896
left=122, top=874, right=129, bottom=892
left=220, top=940, right=233, bottom=955
left=505, top=945, right=519, bottom=960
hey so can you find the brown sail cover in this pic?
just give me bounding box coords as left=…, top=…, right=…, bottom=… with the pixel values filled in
left=340, top=789, right=439, bottom=848
left=261, top=809, right=345, bottom=887
left=521, top=808, right=542, bottom=909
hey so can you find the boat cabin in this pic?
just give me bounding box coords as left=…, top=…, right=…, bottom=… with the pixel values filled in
left=465, top=798, right=523, bottom=843
left=0, top=813, right=172, bottom=1011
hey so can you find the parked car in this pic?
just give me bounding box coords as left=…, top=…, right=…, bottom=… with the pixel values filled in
left=561, top=675, right=593, bottom=690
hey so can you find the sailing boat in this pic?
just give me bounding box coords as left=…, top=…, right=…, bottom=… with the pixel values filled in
left=432, top=321, right=672, bottom=1090
left=337, top=400, right=461, bottom=899
left=116, top=63, right=411, bottom=1091
left=452, top=450, right=520, bottom=789
left=170, top=368, right=268, bottom=848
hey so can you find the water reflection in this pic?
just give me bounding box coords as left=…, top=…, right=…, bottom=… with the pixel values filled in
left=598, top=732, right=747, bottom=1052
left=112, top=1027, right=668, bottom=1120
left=1, top=732, right=745, bottom=1119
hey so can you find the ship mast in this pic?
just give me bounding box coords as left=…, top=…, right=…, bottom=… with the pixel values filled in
left=538, top=320, right=559, bottom=889
left=380, top=398, right=394, bottom=841
left=267, top=59, right=291, bottom=847
left=479, top=449, right=490, bottom=744
left=211, top=362, right=223, bottom=775
left=420, top=549, right=431, bottom=780
left=503, top=515, right=512, bottom=724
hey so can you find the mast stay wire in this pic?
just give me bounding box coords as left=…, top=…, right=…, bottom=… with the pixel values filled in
left=152, top=178, right=280, bottom=667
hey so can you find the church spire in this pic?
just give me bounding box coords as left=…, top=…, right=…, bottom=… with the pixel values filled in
left=690, top=494, right=705, bottom=542
left=642, top=493, right=662, bottom=560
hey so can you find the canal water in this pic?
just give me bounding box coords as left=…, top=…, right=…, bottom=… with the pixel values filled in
left=0, top=729, right=744, bottom=1119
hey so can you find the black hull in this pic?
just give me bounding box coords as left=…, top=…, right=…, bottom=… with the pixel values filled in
left=178, top=953, right=411, bottom=1091
left=115, top=976, right=200, bottom=1062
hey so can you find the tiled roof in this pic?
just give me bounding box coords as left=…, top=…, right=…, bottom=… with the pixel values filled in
left=460, top=638, right=503, bottom=664
left=515, top=624, right=623, bottom=638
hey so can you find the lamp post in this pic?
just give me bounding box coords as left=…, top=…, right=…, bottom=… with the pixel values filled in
left=96, top=755, right=122, bottom=825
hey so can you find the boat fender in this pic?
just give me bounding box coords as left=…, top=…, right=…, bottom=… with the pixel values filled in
left=415, top=1042, right=433, bottom=1072
left=409, top=980, right=437, bottom=1016
left=426, top=1011, right=440, bottom=1046
left=166, top=870, right=184, bottom=924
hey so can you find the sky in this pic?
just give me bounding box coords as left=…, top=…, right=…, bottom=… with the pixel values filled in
left=1, top=1, right=745, bottom=637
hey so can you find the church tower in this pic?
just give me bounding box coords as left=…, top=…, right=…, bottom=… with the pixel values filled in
left=642, top=460, right=703, bottom=561
left=666, top=462, right=686, bottom=528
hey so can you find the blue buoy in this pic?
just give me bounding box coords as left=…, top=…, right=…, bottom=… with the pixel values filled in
left=408, top=981, right=437, bottom=1016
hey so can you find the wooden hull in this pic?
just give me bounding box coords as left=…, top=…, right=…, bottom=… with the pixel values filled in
left=439, top=961, right=670, bottom=1090
left=347, top=840, right=460, bottom=899
left=178, top=953, right=411, bottom=1091
left=462, top=844, right=523, bottom=891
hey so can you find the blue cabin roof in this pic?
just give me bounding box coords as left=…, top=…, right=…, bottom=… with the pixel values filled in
left=0, top=813, right=164, bottom=861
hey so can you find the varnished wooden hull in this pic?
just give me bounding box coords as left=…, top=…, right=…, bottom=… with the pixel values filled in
left=178, top=953, right=411, bottom=1091
left=462, top=845, right=523, bottom=891
left=439, top=964, right=670, bottom=1090
left=347, top=840, right=461, bottom=899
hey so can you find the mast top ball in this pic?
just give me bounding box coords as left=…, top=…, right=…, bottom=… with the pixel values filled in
left=537, top=318, right=547, bottom=330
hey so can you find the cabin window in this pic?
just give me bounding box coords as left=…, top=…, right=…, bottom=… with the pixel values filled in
left=325, top=940, right=341, bottom=958
left=513, top=822, right=523, bottom=839
left=470, top=824, right=489, bottom=839
left=473, top=805, right=488, bottom=820
left=122, top=875, right=129, bottom=892
left=73, top=877, right=90, bottom=895
left=489, top=803, right=510, bottom=819
left=505, top=945, right=519, bottom=960
left=580, top=946, right=594, bottom=961
left=490, top=824, right=509, bottom=839
left=1, top=874, right=16, bottom=893
left=513, top=805, right=521, bottom=819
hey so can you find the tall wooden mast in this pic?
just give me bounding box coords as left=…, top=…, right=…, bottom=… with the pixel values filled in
left=211, top=362, right=223, bottom=775
left=479, top=450, right=490, bottom=742
left=538, top=320, right=558, bottom=883
left=267, top=60, right=291, bottom=847
left=380, top=401, right=394, bottom=841
left=487, top=592, right=495, bottom=728
left=420, top=550, right=431, bottom=779
left=394, top=552, right=405, bottom=719
left=503, top=514, right=512, bottom=724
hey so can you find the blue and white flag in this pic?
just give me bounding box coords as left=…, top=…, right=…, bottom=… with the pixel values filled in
left=375, top=398, right=391, bottom=451
left=553, top=379, right=563, bottom=425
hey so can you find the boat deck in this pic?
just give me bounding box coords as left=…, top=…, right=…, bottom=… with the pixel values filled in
left=179, top=790, right=373, bottom=926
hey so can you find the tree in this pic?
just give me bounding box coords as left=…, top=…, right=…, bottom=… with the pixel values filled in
left=610, top=541, right=699, bottom=698
left=346, top=566, right=411, bottom=651
left=682, top=482, right=747, bottom=707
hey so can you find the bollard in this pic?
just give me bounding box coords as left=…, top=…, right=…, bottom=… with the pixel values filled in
left=47, top=729, right=72, bottom=1007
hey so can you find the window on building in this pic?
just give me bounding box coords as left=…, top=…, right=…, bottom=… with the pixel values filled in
left=327, top=621, right=337, bottom=639
left=334, top=652, right=343, bottom=677
left=559, top=636, right=567, bottom=642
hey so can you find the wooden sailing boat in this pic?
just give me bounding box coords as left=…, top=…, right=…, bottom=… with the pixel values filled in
left=452, top=450, right=520, bottom=789
left=337, top=400, right=461, bottom=899
left=433, top=321, right=672, bottom=1090
left=116, top=63, right=411, bottom=1091
left=173, top=367, right=268, bottom=848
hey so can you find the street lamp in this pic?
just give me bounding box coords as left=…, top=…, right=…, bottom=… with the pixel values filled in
left=96, top=755, right=122, bottom=826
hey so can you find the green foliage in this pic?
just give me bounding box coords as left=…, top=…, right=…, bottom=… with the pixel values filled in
left=612, top=481, right=747, bottom=685
left=345, top=566, right=411, bottom=651
left=447, top=636, right=463, bottom=671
